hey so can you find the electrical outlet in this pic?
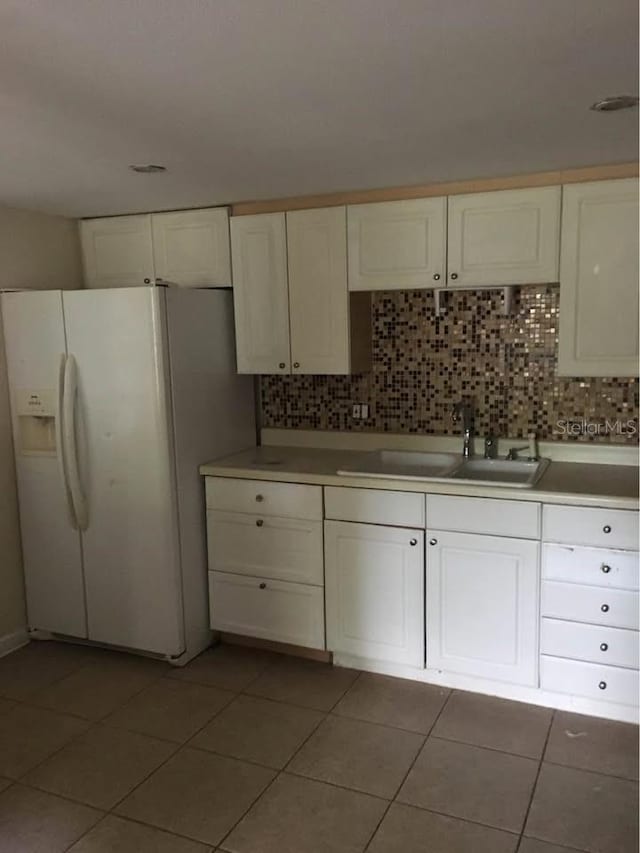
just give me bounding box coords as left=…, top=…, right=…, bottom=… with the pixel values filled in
left=360, top=403, right=369, bottom=419
left=351, top=404, right=361, bottom=419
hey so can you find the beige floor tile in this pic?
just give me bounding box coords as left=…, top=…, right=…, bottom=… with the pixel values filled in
left=333, top=672, right=449, bottom=733
left=544, top=710, right=639, bottom=780
left=525, top=763, right=639, bottom=853
left=367, top=802, right=519, bottom=853
left=288, top=714, right=424, bottom=798
left=67, top=814, right=211, bottom=852
left=0, top=642, right=92, bottom=701
left=518, top=839, right=583, bottom=853
left=105, top=678, right=235, bottom=743
left=397, top=737, right=538, bottom=832
left=115, top=747, right=275, bottom=846
left=31, top=655, right=165, bottom=720
left=169, top=644, right=275, bottom=691
left=223, top=772, right=387, bottom=853
left=0, top=704, right=90, bottom=778
left=432, top=691, right=553, bottom=758
left=0, top=697, right=16, bottom=716
left=25, top=724, right=176, bottom=809
left=191, top=694, right=324, bottom=769
left=245, top=657, right=359, bottom=711
left=0, top=784, right=101, bottom=853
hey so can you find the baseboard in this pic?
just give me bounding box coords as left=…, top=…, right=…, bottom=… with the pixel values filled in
left=0, top=627, right=29, bottom=658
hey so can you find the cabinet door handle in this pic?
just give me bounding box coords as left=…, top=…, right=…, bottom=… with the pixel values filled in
left=256, top=519, right=264, bottom=527
left=433, top=273, right=441, bottom=281
left=598, top=681, right=607, bottom=690
left=255, top=494, right=264, bottom=502
left=409, top=538, right=418, bottom=546
left=293, top=362, right=300, bottom=369
left=601, top=564, right=611, bottom=574
left=259, top=582, right=267, bottom=589
left=279, top=362, right=286, bottom=369
left=143, top=277, right=151, bottom=284
left=450, top=273, right=458, bottom=280
left=429, top=538, right=438, bottom=546
left=603, top=525, right=612, bottom=534
left=600, top=642, right=609, bottom=652
left=601, top=604, right=610, bottom=613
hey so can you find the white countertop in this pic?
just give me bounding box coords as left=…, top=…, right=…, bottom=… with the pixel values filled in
left=200, top=445, right=639, bottom=510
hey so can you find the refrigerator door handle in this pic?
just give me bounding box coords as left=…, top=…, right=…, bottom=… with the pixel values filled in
left=63, top=354, right=89, bottom=531
left=56, top=353, right=78, bottom=530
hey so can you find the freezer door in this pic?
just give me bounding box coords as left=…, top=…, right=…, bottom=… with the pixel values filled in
left=62, top=288, right=184, bottom=656
left=1, top=290, right=86, bottom=637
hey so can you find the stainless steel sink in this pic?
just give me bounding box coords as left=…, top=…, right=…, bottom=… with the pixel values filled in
left=337, top=450, right=549, bottom=488
left=336, top=450, right=461, bottom=481
left=449, top=457, right=550, bottom=488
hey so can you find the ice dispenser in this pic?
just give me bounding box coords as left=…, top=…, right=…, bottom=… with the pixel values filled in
left=14, top=389, right=57, bottom=455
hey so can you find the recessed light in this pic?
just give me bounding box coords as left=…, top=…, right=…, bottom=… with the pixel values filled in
left=129, top=164, right=167, bottom=173
left=590, top=95, right=639, bottom=112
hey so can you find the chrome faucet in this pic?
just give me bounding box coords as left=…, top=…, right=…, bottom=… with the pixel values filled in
left=452, top=401, right=475, bottom=458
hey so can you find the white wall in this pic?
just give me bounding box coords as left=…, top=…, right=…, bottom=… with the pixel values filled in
left=0, top=206, right=82, bottom=648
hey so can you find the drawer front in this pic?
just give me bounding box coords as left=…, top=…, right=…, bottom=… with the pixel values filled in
left=324, top=486, right=424, bottom=528
left=541, top=581, right=639, bottom=630
left=543, top=505, right=639, bottom=550
left=426, top=495, right=540, bottom=539
left=205, top=477, right=322, bottom=520
left=207, top=511, right=323, bottom=585
left=541, top=618, right=639, bottom=669
left=540, top=655, right=639, bottom=706
left=209, top=571, right=325, bottom=649
left=543, top=544, right=639, bottom=591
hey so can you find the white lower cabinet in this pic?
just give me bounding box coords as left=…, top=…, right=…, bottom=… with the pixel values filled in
left=324, top=521, right=424, bottom=666
left=209, top=571, right=325, bottom=649
left=426, top=531, right=540, bottom=685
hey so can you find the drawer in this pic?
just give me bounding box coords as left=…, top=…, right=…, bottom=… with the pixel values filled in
left=543, top=544, right=639, bottom=591
left=540, top=655, right=639, bottom=706
left=205, top=477, right=322, bottom=520
left=541, top=618, right=639, bottom=669
left=541, top=580, right=639, bottom=630
left=324, top=486, right=424, bottom=528
left=207, top=511, right=323, bottom=585
left=209, top=571, right=325, bottom=650
left=426, top=495, right=540, bottom=539
left=543, top=505, right=638, bottom=550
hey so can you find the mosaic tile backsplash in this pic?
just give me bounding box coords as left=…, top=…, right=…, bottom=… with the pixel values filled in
left=261, top=286, right=639, bottom=443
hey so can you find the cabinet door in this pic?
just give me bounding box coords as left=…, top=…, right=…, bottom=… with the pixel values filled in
left=558, top=179, right=639, bottom=376
left=426, top=531, right=539, bottom=685
left=151, top=208, right=231, bottom=287
left=325, top=520, right=424, bottom=666
left=80, top=215, right=154, bottom=288
left=287, top=207, right=350, bottom=374
left=230, top=213, right=291, bottom=374
left=447, top=187, right=561, bottom=286
left=347, top=197, right=446, bottom=291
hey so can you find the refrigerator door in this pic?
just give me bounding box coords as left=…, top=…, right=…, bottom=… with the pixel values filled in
left=62, top=287, right=184, bottom=656
left=1, top=290, right=86, bottom=637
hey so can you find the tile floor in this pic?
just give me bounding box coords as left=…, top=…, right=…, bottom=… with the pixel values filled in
left=0, top=640, right=637, bottom=853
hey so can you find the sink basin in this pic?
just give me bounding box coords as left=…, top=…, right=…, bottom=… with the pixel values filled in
left=449, top=457, right=550, bottom=488
left=337, top=449, right=550, bottom=489
left=337, top=450, right=460, bottom=481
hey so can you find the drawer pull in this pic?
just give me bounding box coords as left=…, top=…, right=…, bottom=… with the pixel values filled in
left=255, top=494, right=264, bottom=503
left=598, top=681, right=607, bottom=690
left=429, top=538, right=438, bottom=546
left=256, top=519, right=264, bottom=527
left=410, top=538, right=418, bottom=546
left=279, top=362, right=286, bottom=369
left=600, top=642, right=609, bottom=652
left=603, top=525, right=612, bottom=534
left=259, top=582, right=267, bottom=589
left=601, top=564, right=612, bottom=574
left=601, top=604, right=610, bottom=613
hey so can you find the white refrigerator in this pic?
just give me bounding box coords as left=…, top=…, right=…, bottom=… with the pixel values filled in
left=2, top=286, right=256, bottom=663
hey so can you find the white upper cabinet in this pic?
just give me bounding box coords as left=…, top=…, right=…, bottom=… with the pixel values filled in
left=81, top=207, right=231, bottom=289
left=151, top=208, right=231, bottom=287
left=558, top=178, right=639, bottom=377
left=347, top=197, right=447, bottom=291
left=230, top=213, right=291, bottom=374
left=80, top=215, right=155, bottom=288
left=287, top=207, right=350, bottom=374
left=446, top=186, right=561, bottom=286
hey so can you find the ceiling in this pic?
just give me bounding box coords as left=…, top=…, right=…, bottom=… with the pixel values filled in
left=1, top=0, right=638, bottom=218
